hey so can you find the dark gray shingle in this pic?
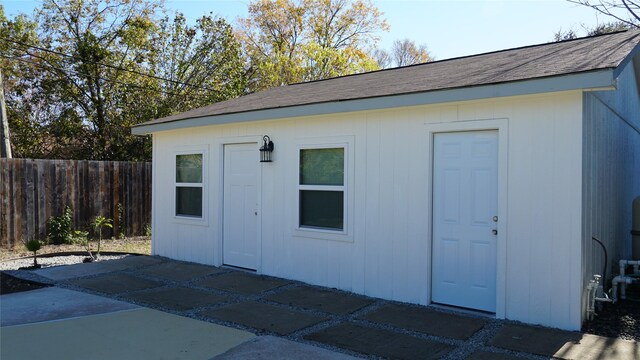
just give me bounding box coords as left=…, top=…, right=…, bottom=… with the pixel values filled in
left=136, top=30, right=640, bottom=127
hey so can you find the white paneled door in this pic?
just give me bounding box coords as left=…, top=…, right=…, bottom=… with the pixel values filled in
left=432, top=131, right=498, bottom=312
left=223, top=143, right=258, bottom=270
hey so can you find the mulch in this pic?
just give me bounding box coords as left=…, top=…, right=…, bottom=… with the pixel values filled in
left=582, top=299, right=640, bottom=341
left=0, top=272, right=50, bottom=295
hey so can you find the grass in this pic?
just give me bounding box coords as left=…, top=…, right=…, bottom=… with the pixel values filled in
left=0, top=236, right=151, bottom=261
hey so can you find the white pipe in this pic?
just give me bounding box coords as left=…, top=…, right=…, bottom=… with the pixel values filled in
left=612, top=275, right=639, bottom=302
left=586, top=276, right=598, bottom=320
left=619, top=260, right=640, bottom=277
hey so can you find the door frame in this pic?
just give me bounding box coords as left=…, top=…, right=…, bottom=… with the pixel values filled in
left=425, top=118, right=509, bottom=319
left=217, top=137, right=263, bottom=272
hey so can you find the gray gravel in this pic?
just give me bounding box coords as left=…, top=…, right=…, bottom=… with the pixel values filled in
left=0, top=255, right=128, bottom=271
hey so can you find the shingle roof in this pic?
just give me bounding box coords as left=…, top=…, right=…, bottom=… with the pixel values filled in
left=136, top=30, right=640, bottom=128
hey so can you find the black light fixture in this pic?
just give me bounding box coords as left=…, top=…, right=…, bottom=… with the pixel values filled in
left=260, top=135, right=274, bottom=162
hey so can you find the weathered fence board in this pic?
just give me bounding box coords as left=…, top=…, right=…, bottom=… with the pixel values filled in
left=0, top=158, right=151, bottom=248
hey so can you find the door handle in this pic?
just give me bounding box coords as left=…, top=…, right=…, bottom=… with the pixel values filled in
left=492, top=229, right=498, bottom=235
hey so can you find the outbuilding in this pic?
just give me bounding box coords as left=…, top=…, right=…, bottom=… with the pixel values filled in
left=132, top=31, right=640, bottom=331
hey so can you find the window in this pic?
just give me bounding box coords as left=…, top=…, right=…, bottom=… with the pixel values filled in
left=298, top=147, right=344, bottom=231
left=175, top=153, right=203, bottom=218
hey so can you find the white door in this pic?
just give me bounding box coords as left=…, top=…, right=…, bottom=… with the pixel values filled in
left=431, top=131, right=498, bottom=312
left=223, top=143, right=258, bottom=270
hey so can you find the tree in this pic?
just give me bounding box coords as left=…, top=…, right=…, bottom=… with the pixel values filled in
left=1, top=1, right=246, bottom=161
left=150, top=13, right=246, bottom=120
left=374, top=38, right=431, bottom=69
left=90, top=215, right=112, bottom=260
left=553, top=21, right=635, bottom=41
left=568, top=1, right=639, bottom=29
left=237, top=0, right=388, bottom=90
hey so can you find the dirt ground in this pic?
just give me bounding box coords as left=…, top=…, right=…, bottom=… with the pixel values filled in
left=0, top=236, right=151, bottom=261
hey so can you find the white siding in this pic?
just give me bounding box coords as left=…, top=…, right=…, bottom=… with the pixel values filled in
left=582, top=60, right=640, bottom=322
left=151, top=91, right=584, bottom=330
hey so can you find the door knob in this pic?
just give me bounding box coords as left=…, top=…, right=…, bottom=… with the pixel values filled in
left=492, top=216, right=498, bottom=222
left=492, top=229, right=498, bottom=235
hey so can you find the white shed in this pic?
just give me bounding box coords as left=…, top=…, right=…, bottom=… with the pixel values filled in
left=132, top=31, right=640, bottom=331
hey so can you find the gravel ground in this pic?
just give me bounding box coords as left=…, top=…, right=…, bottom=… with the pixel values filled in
left=0, top=254, right=128, bottom=271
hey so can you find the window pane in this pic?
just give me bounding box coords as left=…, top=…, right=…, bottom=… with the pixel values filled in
left=300, top=148, right=344, bottom=185
left=299, top=190, right=343, bottom=230
left=176, top=187, right=202, bottom=217
left=176, top=154, right=202, bottom=183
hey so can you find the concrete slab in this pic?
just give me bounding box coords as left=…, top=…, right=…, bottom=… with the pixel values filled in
left=551, top=333, right=640, bottom=360
left=35, top=255, right=163, bottom=281
left=489, top=324, right=583, bottom=357
left=361, top=304, right=487, bottom=340
left=265, top=286, right=373, bottom=315
left=124, top=287, right=231, bottom=311
left=0, top=308, right=255, bottom=360
left=305, top=322, right=455, bottom=360
left=196, top=272, right=290, bottom=295
left=212, top=336, right=359, bottom=360
left=466, top=351, right=524, bottom=360
left=137, top=261, right=225, bottom=282
left=0, top=287, right=138, bottom=327
left=67, top=273, right=163, bottom=294
left=200, top=301, right=328, bottom=335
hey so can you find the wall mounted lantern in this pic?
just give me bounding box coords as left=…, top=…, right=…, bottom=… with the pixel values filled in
left=260, top=135, right=274, bottom=162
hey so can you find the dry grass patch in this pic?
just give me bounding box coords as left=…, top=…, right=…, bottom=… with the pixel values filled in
left=0, top=236, right=151, bottom=261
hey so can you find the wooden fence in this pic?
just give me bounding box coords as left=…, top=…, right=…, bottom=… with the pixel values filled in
left=0, top=158, right=152, bottom=248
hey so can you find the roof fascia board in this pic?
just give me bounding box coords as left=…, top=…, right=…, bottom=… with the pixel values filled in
left=613, top=41, right=640, bottom=79
left=132, top=69, right=615, bottom=135
left=633, top=53, right=640, bottom=92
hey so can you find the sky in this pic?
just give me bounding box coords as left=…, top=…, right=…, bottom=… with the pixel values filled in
left=1, top=0, right=627, bottom=60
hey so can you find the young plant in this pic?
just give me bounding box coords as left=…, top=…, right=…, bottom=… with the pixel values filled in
left=73, top=230, right=93, bottom=261
left=91, top=215, right=113, bottom=260
left=23, top=239, right=42, bottom=268
left=143, top=223, right=152, bottom=237
left=47, top=206, right=73, bottom=245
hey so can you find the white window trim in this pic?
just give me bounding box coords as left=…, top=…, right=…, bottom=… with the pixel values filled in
left=173, top=145, right=209, bottom=226
left=293, top=136, right=354, bottom=242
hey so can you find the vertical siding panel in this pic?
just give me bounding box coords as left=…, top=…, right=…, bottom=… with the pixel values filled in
left=364, top=114, right=382, bottom=297
left=392, top=113, right=410, bottom=299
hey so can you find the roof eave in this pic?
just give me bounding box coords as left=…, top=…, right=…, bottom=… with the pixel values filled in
left=131, top=69, right=616, bottom=135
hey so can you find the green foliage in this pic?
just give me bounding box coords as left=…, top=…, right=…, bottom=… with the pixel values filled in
left=237, top=0, right=388, bottom=90
left=47, top=206, right=73, bottom=245
left=72, top=229, right=89, bottom=244
left=23, top=238, right=42, bottom=267
left=91, top=215, right=113, bottom=259
left=1, top=1, right=246, bottom=161
left=116, top=203, right=126, bottom=239
left=143, top=223, right=152, bottom=237
left=24, top=238, right=41, bottom=252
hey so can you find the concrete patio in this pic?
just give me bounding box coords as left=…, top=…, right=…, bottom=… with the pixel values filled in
left=2, top=255, right=638, bottom=359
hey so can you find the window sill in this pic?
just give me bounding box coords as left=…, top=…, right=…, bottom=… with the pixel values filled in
left=172, top=215, right=209, bottom=227
left=293, top=227, right=353, bottom=243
